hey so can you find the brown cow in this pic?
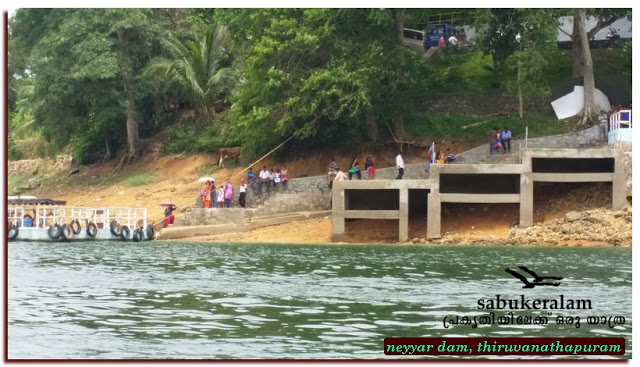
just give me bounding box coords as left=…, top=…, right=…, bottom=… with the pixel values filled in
left=217, top=147, right=242, bottom=168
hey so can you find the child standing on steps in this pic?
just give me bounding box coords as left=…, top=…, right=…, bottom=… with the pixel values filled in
left=217, top=185, right=225, bottom=208
left=281, top=165, right=288, bottom=189
left=274, top=169, right=281, bottom=190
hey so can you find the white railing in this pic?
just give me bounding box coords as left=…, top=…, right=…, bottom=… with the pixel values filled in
left=610, top=109, right=632, bottom=131
left=608, top=109, right=632, bottom=143
left=7, top=206, right=148, bottom=230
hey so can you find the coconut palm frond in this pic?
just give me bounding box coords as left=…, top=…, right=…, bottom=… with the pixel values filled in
left=143, top=24, right=237, bottom=120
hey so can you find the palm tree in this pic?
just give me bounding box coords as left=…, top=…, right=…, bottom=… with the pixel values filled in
left=10, top=82, right=37, bottom=138
left=145, top=25, right=236, bottom=123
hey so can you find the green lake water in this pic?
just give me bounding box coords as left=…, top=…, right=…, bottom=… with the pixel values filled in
left=8, top=241, right=632, bottom=359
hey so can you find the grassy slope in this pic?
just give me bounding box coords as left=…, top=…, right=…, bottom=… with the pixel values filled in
left=406, top=113, right=571, bottom=145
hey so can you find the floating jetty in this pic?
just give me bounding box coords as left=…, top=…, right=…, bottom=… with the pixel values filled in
left=7, top=198, right=154, bottom=242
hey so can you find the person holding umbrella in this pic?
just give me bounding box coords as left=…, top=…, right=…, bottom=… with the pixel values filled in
left=202, top=182, right=212, bottom=208
left=160, top=202, right=176, bottom=228
left=198, top=177, right=215, bottom=208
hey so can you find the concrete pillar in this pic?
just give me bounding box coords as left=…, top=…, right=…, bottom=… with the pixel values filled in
left=427, top=190, right=441, bottom=239
left=399, top=188, right=408, bottom=242
left=519, top=173, right=533, bottom=227
left=331, top=186, right=345, bottom=242
left=520, top=150, right=533, bottom=227
left=612, top=150, right=626, bottom=211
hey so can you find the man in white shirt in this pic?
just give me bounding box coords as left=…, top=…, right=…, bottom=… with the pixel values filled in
left=239, top=179, right=247, bottom=208
left=396, top=153, right=404, bottom=179
left=259, top=166, right=270, bottom=194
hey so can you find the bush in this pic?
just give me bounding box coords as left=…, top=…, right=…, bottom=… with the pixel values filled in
left=120, top=171, right=155, bottom=187
left=163, top=115, right=237, bottom=154
left=424, top=51, right=497, bottom=92
left=8, top=139, right=22, bottom=160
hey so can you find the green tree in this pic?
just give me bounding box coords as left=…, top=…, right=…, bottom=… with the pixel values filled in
left=217, top=9, right=423, bottom=155
left=557, top=9, right=631, bottom=78
left=8, top=9, right=184, bottom=163
left=475, top=9, right=557, bottom=117
left=574, top=9, right=598, bottom=125
left=145, top=25, right=236, bottom=123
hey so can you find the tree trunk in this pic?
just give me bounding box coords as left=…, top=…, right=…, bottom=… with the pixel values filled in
left=125, top=93, right=139, bottom=155
left=392, top=116, right=407, bottom=140
left=517, top=60, right=523, bottom=118
left=365, top=111, right=378, bottom=142
left=518, top=83, right=523, bottom=118
left=117, top=28, right=139, bottom=157
left=394, top=9, right=406, bottom=42
left=571, top=16, right=584, bottom=78
left=576, top=9, right=598, bottom=125
left=103, top=134, right=111, bottom=162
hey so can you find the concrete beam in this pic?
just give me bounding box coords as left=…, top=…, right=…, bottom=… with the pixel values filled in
left=524, top=148, right=617, bottom=159
left=344, top=210, right=399, bottom=219
left=440, top=193, right=520, bottom=203
left=427, top=190, right=441, bottom=239
left=399, top=189, right=408, bottom=242
left=531, top=172, right=614, bottom=182
left=333, top=180, right=432, bottom=190
left=432, top=164, right=525, bottom=175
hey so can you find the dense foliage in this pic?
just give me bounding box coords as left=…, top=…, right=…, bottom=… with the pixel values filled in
left=216, top=9, right=424, bottom=155
left=8, top=8, right=632, bottom=163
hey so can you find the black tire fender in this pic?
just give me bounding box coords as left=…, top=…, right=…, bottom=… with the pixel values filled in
left=110, top=221, right=122, bottom=236
left=48, top=225, right=62, bottom=240
left=61, top=225, right=74, bottom=241
left=132, top=228, right=143, bottom=242
left=70, top=220, right=82, bottom=235
left=120, top=225, right=131, bottom=240
left=146, top=224, right=155, bottom=240
left=86, top=222, right=98, bottom=238
left=8, top=224, right=19, bottom=240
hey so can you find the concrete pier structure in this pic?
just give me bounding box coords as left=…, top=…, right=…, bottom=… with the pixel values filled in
left=331, top=148, right=626, bottom=242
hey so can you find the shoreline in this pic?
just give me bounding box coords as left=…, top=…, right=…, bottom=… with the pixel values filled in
left=166, top=203, right=631, bottom=248
left=166, top=236, right=630, bottom=248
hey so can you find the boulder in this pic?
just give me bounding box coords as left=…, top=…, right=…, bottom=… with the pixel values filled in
left=564, top=211, right=582, bottom=222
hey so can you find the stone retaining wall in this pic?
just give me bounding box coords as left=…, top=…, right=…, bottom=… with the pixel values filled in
left=414, top=92, right=553, bottom=116
left=8, top=155, right=74, bottom=176
left=456, top=123, right=607, bottom=163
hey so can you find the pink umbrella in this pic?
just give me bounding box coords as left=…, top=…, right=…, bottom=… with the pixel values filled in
left=159, top=201, right=175, bottom=207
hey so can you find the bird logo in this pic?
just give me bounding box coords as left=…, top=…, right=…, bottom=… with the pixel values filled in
left=505, top=266, right=563, bottom=288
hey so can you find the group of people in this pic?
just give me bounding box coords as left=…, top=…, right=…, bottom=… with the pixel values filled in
left=438, top=28, right=467, bottom=48
left=200, top=179, right=246, bottom=209
left=247, top=165, right=289, bottom=195
left=327, top=156, right=378, bottom=188
left=487, top=127, right=512, bottom=155
left=425, top=148, right=456, bottom=172
left=328, top=154, right=408, bottom=187
left=196, top=165, right=289, bottom=210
